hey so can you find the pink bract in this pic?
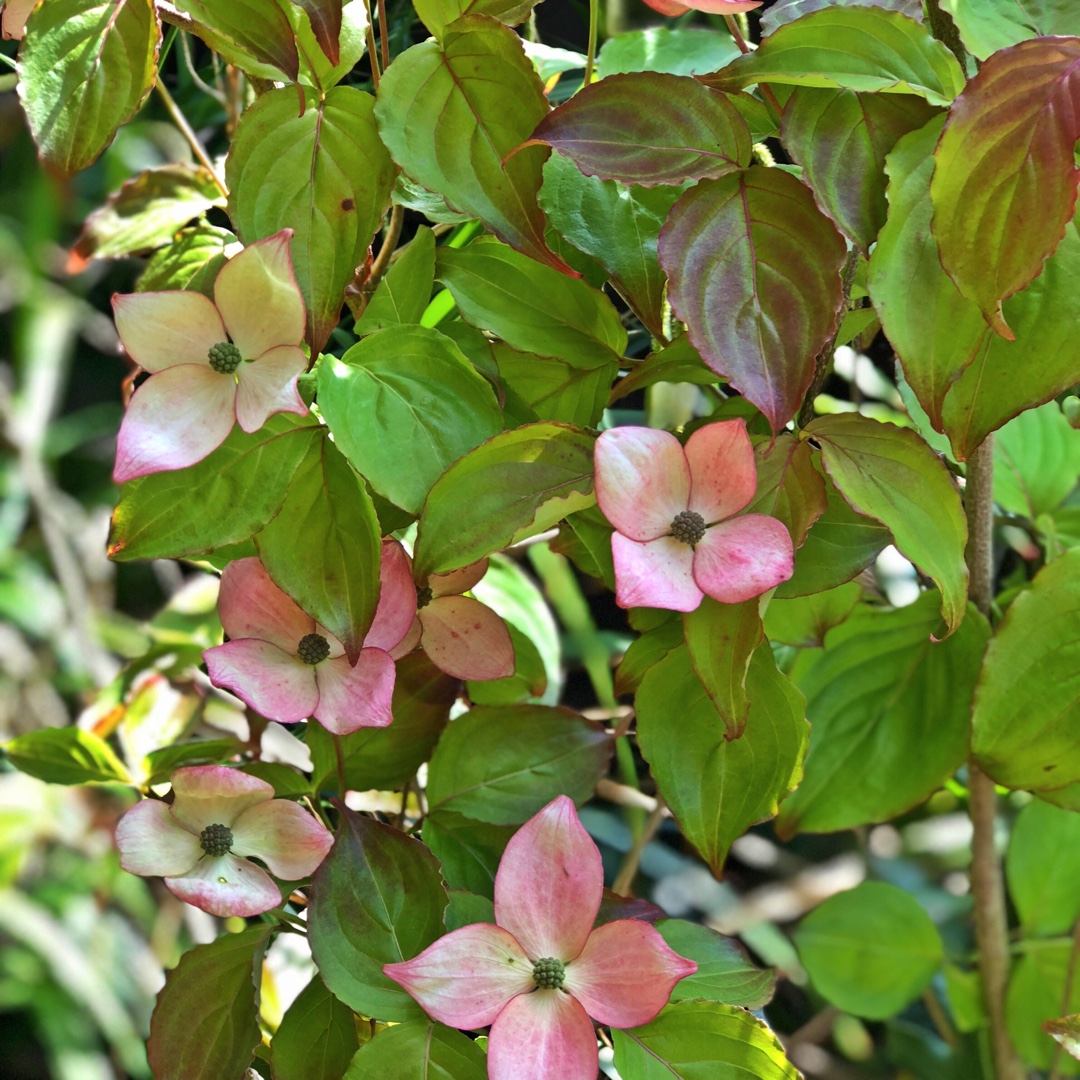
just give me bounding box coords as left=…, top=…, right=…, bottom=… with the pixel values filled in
left=594, top=419, right=794, bottom=612
left=640, top=0, right=761, bottom=14
left=384, top=796, right=696, bottom=1080
left=114, top=765, right=332, bottom=917
left=111, top=230, right=308, bottom=483
left=203, top=540, right=417, bottom=735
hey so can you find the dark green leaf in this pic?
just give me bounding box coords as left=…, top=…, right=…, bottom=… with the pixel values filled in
left=355, top=227, right=435, bottom=333
left=658, top=920, right=776, bottom=1010
left=343, top=1021, right=487, bottom=1079
left=422, top=811, right=514, bottom=897
left=492, top=342, right=615, bottom=428
left=270, top=974, right=358, bottom=1080
left=144, top=739, right=242, bottom=786
left=597, top=28, right=740, bottom=78
left=412, top=0, right=537, bottom=37
left=172, top=0, right=298, bottom=79
left=5, top=727, right=129, bottom=785
left=614, top=616, right=682, bottom=697
left=292, top=0, right=343, bottom=65
left=137, top=225, right=235, bottom=293
left=763, top=581, right=862, bottom=648
left=747, top=432, right=829, bottom=551
left=1006, top=799, right=1080, bottom=938
left=608, top=335, right=719, bottom=404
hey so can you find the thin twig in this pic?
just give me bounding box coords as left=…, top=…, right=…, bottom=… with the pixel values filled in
left=923, top=987, right=958, bottom=1047
left=584, top=0, right=600, bottom=87
left=377, top=0, right=390, bottom=73
left=362, top=0, right=381, bottom=88
left=612, top=797, right=666, bottom=895
left=367, top=205, right=404, bottom=294
left=154, top=78, right=227, bottom=198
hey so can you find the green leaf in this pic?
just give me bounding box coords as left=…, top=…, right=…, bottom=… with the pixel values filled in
left=608, top=335, right=719, bottom=404
left=930, top=38, right=1080, bottom=338
left=762, top=0, right=923, bottom=35
left=17, top=0, right=160, bottom=174
left=256, top=436, right=381, bottom=665
left=412, top=0, right=537, bottom=38
left=1006, top=799, right=1080, bottom=938
left=309, top=808, right=448, bottom=1022
left=1045, top=1014, right=1080, bottom=1067
left=318, top=326, right=503, bottom=515
left=374, top=19, right=572, bottom=274
left=597, top=27, right=740, bottom=78
left=777, top=592, right=988, bottom=836
left=704, top=6, right=965, bottom=106
left=143, top=739, right=242, bottom=786
left=426, top=704, right=613, bottom=824
left=763, top=581, right=862, bottom=648
left=269, top=975, right=359, bottom=1080
left=794, top=882, right=943, bottom=1020
left=613, top=1000, right=799, bottom=1080
left=148, top=925, right=274, bottom=1080
left=436, top=238, right=626, bottom=368
left=657, top=920, right=776, bottom=1010
left=137, top=224, right=235, bottom=293
left=660, top=166, right=847, bottom=432
left=292, top=0, right=343, bottom=65
left=108, top=416, right=318, bottom=562
left=806, top=414, right=968, bottom=632
left=747, top=432, right=829, bottom=551
left=780, top=88, right=937, bottom=254
left=532, top=73, right=751, bottom=186
left=343, top=1021, right=487, bottom=1080
left=5, top=728, right=129, bottom=785
left=171, top=0, right=298, bottom=80
left=1006, top=942, right=1080, bottom=1072
left=413, top=422, right=596, bottom=578
left=355, top=226, right=435, bottom=334
left=972, top=548, right=1080, bottom=791
left=422, top=811, right=514, bottom=897
left=614, top=616, right=682, bottom=697
left=492, top=342, right=614, bottom=428
left=636, top=645, right=808, bottom=874
left=994, top=402, right=1080, bottom=518
left=942, top=0, right=1080, bottom=61
left=227, top=85, right=395, bottom=354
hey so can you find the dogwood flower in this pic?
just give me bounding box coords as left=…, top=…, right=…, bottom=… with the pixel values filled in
left=112, top=230, right=308, bottom=483
left=395, top=558, right=515, bottom=681
left=594, top=419, right=793, bottom=611
left=385, top=796, right=696, bottom=1080
left=640, top=0, right=760, bottom=15
left=203, top=540, right=417, bottom=734
left=115, top=766, right=332, bottom=917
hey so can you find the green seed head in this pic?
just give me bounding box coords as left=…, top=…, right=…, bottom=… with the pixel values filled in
left=208, top=341, right=242, bottom=374
left=416, top=586, right=433, bottom=610
left=297, top=633, right=330, bottom=665
left=200, top=822, right=233, bottom=857
left=669, top=509, right=706, bottom=547
left=532, top=957, right=566, bottom=990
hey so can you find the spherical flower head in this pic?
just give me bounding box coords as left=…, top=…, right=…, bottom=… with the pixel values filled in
left=593, top=419, right=795, bottom=612
left=111, top=230, right=309, bottom=483
left=114, top=765, right=332, bottom=917
left=202, top=540, right=418, bottom=735
left=384, top=796, right=697, bottom=1080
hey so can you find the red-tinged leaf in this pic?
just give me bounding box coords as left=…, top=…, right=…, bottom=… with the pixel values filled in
left=781, top=88, right=938, bottom=253
left=292, top=0, right=343, bottom=65
left=1046, top=1015, right=1080, bottom=1062
left=747, top=433, right=828, bottom=549
left=761, top=0, right=922, bottom=36
left=172, top=0, right=299, bottom=80
left=2, top=0, right=37, bottom=39
left=374, top=17, right=573, bottom=276
left=530, top=73, right=752, bottom=187
left=930, top=37, right=1080, bottom=339
left=659, top=167, right=846, bottom=432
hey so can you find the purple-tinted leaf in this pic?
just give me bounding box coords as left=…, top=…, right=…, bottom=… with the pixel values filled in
left=292, top=0, right=343, bottom=65
left=659, top=167, right=846, bottom=432
left=747, top=433, right=828, bottom=550
left=761, top=0, right=922, bottom=36
left=530, top=73, right=752, bottom=187
left=930, top=37, right=1080, bottom=339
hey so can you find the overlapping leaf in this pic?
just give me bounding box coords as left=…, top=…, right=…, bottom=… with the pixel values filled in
left=942, top=0, right=1080, bottom=61
left=343, top=1022, right=487, bottom=1079
left=413, top=0, right=538, bottom=37
left=172, top=0, right=298, bottom=80
left=292, top=0, right=343, bottom=64
left=762, top=0, right=922, bottom=35
left=747, top=433, right=828, bottom=550
left=269, top=975, right=358, bottom=1080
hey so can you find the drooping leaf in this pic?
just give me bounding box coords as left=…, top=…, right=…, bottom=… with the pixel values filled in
left=805, top=414, right=968, bottom=633
left=171, top=0, right=299, bottom=80
left=660, top=166, right=846, bottom=432
left=269, top=974, right=358, bottom=1080
left=762, top=0, right=923, bottom=35
left=608, top=335, right=719, bottom=404
left=1006, top=943, right=1080, bottom=1072
left=355, top=226, right=435, bottom=333
left=309, top=808, right=448, bottom=1022
left=137, top=225, right=235, bottom=293
left=763, top=581, right=862, bottom=648
left=531, top=73, right=751, bottom=186
left=971, top=548, right=1080, bottom=792
left=425, top=704, right=613, bottom=824
left=5, top=728, right=129, bottom=786
left=148, top=925, right=273, bottom=1080
left=227, top=85, right=395, bottom=354
left=1006, top=799, right=1080, bottom=938
left=658, top=920, right=776, bottom=1009
left=255, top=436, right=381, bottom=665
left=292, top=0, right=343, bottom=65
left=930, top=37, right=1080, bottom=338
left=994, top=402, right=1080, bottom=518
left=342, top=1021, right=487, bottom=1080
left=413, top=422, right=596, bottom=578
left=374, top=18, right=571, bottom=274
left=636, top=645, right=807, bottom=874
left=747, top=432, right=829, bottom=550
left=942, top=0, right=1080, bottom=61
left=794, top=882, right=943, bottom=1020
left=597, top=27, right=740, bottom=78
left=17, top=0, right=160, bottom=174
left=422, top=811, right=514, bottom=897
left=777, top=592, right=988, bottom=837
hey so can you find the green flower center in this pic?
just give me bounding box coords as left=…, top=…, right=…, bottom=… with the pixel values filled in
left=297, top=633, right=330, bottom=665
left=200, top=822, right=233, bottom=857
left=669, top=509, right=706, bottom=547
left=208, top=341, right=243, bottom=374
left=416, top=586, right=433, bottom=610
left=532, top=957, right=566, bottom=990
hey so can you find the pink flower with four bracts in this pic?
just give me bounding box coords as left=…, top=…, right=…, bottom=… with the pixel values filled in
left=594, top=419, right=794, bottom=612
left=203, top=540, right=417, bottom=734
left=114, top=766, right=332, bottom=917
left=112, top=230, right=308, bottom=483
left=385, top=796, right=697, bottom=1080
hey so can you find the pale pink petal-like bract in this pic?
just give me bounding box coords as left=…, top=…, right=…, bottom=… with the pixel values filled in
left=684, top=418, right=757, bottom=524
left=114, top=799, right=202, bottom=877
left=165, top=852, right=282, bottom=917
left=216, top=557, right=314, bottom=651
left=168, top=765, right=274, bottom=834
left=112, top=290, right=226, bottom=374
left=230, top=798, right=333, bottom=880
left=611, top=533, right=702, bottom=612
left=203, top=638, right=320, bottom=724
left=487, top=990, right=599, bottom=1080
left=234, top=344, right=308, bottom=433
left=693, top=514, right=794, bottom=604
left=313, top=648, right=397, bottom=733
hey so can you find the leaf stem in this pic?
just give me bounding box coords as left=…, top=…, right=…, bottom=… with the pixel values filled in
left=154, top=77, right=227, bottom=198
left=363, top=0, right=381, bottom=88
left=723, top=15, right=783, bottom=119
left=584, top=0, right=600, bottom=87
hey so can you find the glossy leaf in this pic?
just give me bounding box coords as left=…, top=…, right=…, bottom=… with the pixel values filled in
left=658, top=920, right=776, bottom=1009
left=171, top=0, right=298, bottom=80
left=309, top=808, right=448, bottom=1022
left=597, top=27, right=740, bottom=78
left=941, top=0, right=1080, bottom=60
left=5, top=728, right=129, bottom=786
left=413, top=423, right=596, bottom=578
left=660, top=166, right=846, bottom=432
left=148, top=925, right=273, bottom=1080
left=930, top=38, right=1080, bottom=338
left=762, top=0, right=923, bottom=35
left=972, top=548, right=1080, bottom=791
left=994, top=402, right=1080, bottom=518
left=425, top=704, right=613, bottom=824
left=636, top=645, right=807, bottom=874
left=1006, top=942, right=1080, bottom=1072
left=17, top=0, right=159, bottom=174
left=614, top=617, right=682, bottom=697
left=794, top=882, right=942, bottom=1020
left=355, top=226, right=435, bottom=333
left=608, top=336, right=718, bottom=404
left=137, top=225, right=234, bottom=294
left=374, top=18, right=571, bottom=274
left=255, top=436, right=381, bottom=665
left=269, top=975, right=358, bottom=1080
left=777, top=592, right=988, bottom=837
left=806, top=414, right=968, bottom=633
left=227, top=85, right=395, bottom=354
left=747, top=433, right=829, bottom=550
left=492, top=342, right=614, bottom=428
left=412, top=0, right=537, bottom=37
left=287, top=0, right=368, bottom=91
left=532, top=73, right=751, bottom=186
left=292, top=0, right=343, bottom=65
left=1006, top=799, right=1080, bottom=938
left=343, top=1021, right=487, bottom=1080
left=763, top=581, right=862, bottom=648
left=422, top=811, right=514, bottom=897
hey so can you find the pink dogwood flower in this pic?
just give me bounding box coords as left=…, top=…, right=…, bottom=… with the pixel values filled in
left=640, top=0, right=760, bottom=15
left=115, top=766, right=332, bottom=917
left=111, top=230, right=308, bottom=483
left=203, top=540, right=417, bottom=734
left=385, top=796, right=696, bottom=1080
left=395, top=558, right=515, bottom=681
left=594, top=419, right=794, bottom=611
